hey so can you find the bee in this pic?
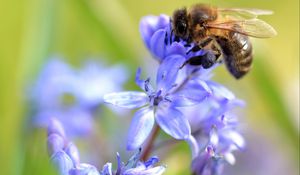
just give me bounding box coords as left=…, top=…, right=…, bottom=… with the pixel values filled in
left=172, top=4, right=277, bottom=79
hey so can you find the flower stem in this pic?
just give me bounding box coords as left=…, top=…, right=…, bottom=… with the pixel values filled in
left=153, top=139, right=179, bottom=151
left=141, top=124, right=160, bottom=161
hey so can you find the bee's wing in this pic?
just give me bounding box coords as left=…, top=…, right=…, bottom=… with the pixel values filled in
left=218, top=8, right=274, bottom=19
left=206, top=19, right=277, bottom=38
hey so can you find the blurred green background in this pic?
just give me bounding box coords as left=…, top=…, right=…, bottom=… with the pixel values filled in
left=0, top=0, right=299, bottom=175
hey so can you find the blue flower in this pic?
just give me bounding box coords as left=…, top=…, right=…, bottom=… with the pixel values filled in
left=181, top=80, right=245, bottom=175
left=140, top=14, right=207, bottom=62
left=70, top=164, right=101, bottom=175
left=31, top=58, right=78, bottom=110
left=76, top=60, right=128, bottom=108
left=104, top=55, right=211, bottom=151
left=191, top=127, right=241, bottom=175
left=139, top=13, right=246, bottom=174
left=47, top=118, right=99, bottom=175
left=31, top=58, right=128, bottom=136
left=47, top=118, right=165, bottom=175
left=101, top=150, right=165, bottom=175
left=37, top=108, right=93, bottom=136
left=191, top=141, right=225, bottom=175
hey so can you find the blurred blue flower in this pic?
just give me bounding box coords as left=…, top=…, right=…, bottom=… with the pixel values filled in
left=191, top=137, right=225, bottom=175
left=31, top=58, right=128, bottom=136
left=76, top=61, right=128, bottom=108
left=191, top=127, right=242, bottom=175
left=31, top=59, right=78, bottom=110
left=180, top=77, right=245, bottom=174
left=47, top=118, right=99, bottom=175
left=37, top=108, right=93, bottom=136
left=47, top=118, right=165, bottom=175
left=104, top=55, right=212, bottom=151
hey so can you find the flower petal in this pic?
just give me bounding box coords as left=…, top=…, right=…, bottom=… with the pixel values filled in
left=76, top=61, right=128, bottom=107
left=209, top=127, right=219, bottom=147
left=103, top=91, right=149, bottom=109
left=70, top=163, right=100, bottom=175
left=155, top=105, right=191, bottom=139
left=156, top=55, right=186, bottom=92
left=101, top=163, right=113, bottom=175
left=222, top=130, right=246, bottom=150
left=47, top=133, right=65, bottom=156
left=65, top=142, right=80, bottom=166
left=127, top=107, right=155, bottom=150
left=125, top=149, right=142, bottom=169
left=224, top=153, right=236, bottom=165
left=135, top=68, right=144, bottom=90
left=140, top=166, right=166, bottom=175
left=124, top=166, right=166, bottom=175
left=171, top=80, right=212, bottom=107
left=140, top=15, right=169, bottom=49
left=150, top=29, right=167, bottom=59
left=135, top=68, right=154, bottom=94
left=37, top=108, right=93, bottom=137
left=31, top=58, right=78, bottom=109
left=51, top=151, right=74, bottom=175
left=186, top=135, right=199, bottom=159
left=206, top=81, right=235, bottom=100
left=116, top=153, right=122, bottom=175
left=48, top=118, right=66, bottom=138
left=165, top=42, right=186, bottom=57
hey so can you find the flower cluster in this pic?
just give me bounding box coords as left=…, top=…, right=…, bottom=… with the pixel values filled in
left=103, top=14, right=246, bottom=175
left=41, top=13, right=246, bottom=175
left=47, top=118, right=165, bottom=175
left=185, top=88, right=245, bottom=174
left=31, top=58, right=128, bottom=136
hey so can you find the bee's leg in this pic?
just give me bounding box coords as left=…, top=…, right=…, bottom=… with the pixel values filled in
left=211, top=43, right=221, bottom=60
left=179, top=60, right=189, bottom=69
left=181, top=38, right=220, bottom=69
left=200, top=51, right=218, bottom=68
left=180, top=51, right=216, bottom=69
left=186, top=37, right=213, bottom=54
left=186, top=45, right=201, bottom=54
left=199, top=37, right=213, bottom=48
left=183, top=49, right=221, bottom=69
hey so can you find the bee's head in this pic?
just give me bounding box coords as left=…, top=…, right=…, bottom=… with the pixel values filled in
left=172, top=8, right=189, bottom=39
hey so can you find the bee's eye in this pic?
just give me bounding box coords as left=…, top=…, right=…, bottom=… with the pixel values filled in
left=177, top=22, right=187, bottom=35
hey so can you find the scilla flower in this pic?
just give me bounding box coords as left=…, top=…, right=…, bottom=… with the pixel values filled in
left=140, top=14, right=246, bottom=175
left=182, top=83, right=245, bottom=175
left=103, top=55, right=212, bottom=153
left=47, top=118, right=165, bottom=175
left=32, top=58, right=128, bottom=136
left=101, top=150, right=165, bottom=175
left=140, top=14, right=210, bottom=63
left=47, top=118, right=99, bottom=175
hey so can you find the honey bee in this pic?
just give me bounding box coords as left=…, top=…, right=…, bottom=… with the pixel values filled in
left=172, top=4, right=277, bottom=79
